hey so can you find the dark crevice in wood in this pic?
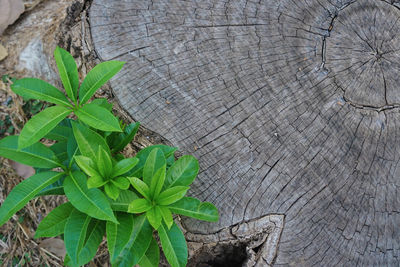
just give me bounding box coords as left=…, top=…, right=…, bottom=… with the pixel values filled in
left=193, top=24, right=269, bottom=28
left=335, top=82, right=400, bottom=112
left=106, top=46, right=150, bottom=61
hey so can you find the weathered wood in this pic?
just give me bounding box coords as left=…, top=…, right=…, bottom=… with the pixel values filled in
left=90, top=0, right=400, bottom=265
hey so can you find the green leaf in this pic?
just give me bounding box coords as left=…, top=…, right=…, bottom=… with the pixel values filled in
left=35, top=202, right=73, bottom=238
left=90, top=98, right=113, bottom=111
left=108, top=190, right=138, bottom=212
left=128, top=198, right=152, bottom=214
left=111, top=122, right=140, bottom=153
left=67, top=134, right=79, bottom=162
left=44, top=123, right=72, bottom=141
left=87, top=175, right=107, bottom=189
left=138, top=237, right=160, bottom=267
left=75, top=103, right=122, bottom=132
left=74, top=155, right=100, bottom=177
left=149, top=165, right=165, bottom=199
left=11, top=78, right=72, bottom=107
left=168, top=197, right=219, bottom=222
left=71, top=121, right=110, bottom=159
left=146, top=206, right=162, bottom=229
left=112, top=157, right=139, bottom=178
left=158, top=222, right=187, bottom=267
left=77, top=219, right=105, bottom=266
left=63, top=171, right=117, bottom=223
left=35, top=178, right=65, bottom=196
left=0, top=171, right=63, bottom=226
left=106, top=213, right=152, bottom=266
left=159, top=206, right=173, bottom=230
left=18, top=106, right=72, bottom=149
left=156, top=186, right=189, bottom=206
left=129, top=145, right=177, bottom=178
left=49, top=141, right=68, bottom=163
left=64, top=208, right=91, bottom=266
left=0, top=136, right=60, bottom=168
left=96, top=146, right=113, bottom=178
left=54, top=46, right=79, bottom=102
left=128, top=177, right=150, bottom=199
left=164, top=155, right=199, bottom=189
left=79, top=61, right=125, bottom=105
left=143, top=148, right=165, bottom=186
left=104, top=183, right=120, bottom=200
left=111, top=177, right=130, bottom=190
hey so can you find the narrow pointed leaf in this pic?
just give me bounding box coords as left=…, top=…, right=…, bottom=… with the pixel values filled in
left=49, top=141, right=68, bottom=163
left=129, top=145, right=177, bottom=178
left=75, top=103, right=122, bottom=132
left=11, top=78, right=72, bottom=107
left=164, top=155, right=199, bottom=189
left=35, top=202, right=73, bottom=238
left=158, top=222, right=187, bottom=267
left=143, top=148, right=165, bottom=186
left=149, top=166, right=166, bottom=199
left=108, top=190, right=138, bottom=212
left=104, top=183, right=120, bottom=200
left=71, top=121, right=110, bottom=159
left=107, top=213, right=152, bottom=266
left=107, top=213, right=133, bottom=264
left=64, top=209, right=91, bottom=266
left=67, top=133, right=79, bottom=161
left=35, top=178, right=65, bottom=196
left=111, top=177, right=130, bottom=190
left=146, top=206, right=162, bottom=229
left=128, top=198, right=152, bottom=213
left=111, top=122, right=140, bottom=153
left=90, top=98, right=113, bottom=111
left=63, top=171, right=117, bottom=223
left=128, top=177, right=150, bottom=199
left=138, top=237, right=160, bottom=267
left=18, top=106, right=72, bottom=149
left=96, top=146, right=113, bottom=178
left=159, top=206, right=173, bottom=229
left=79, top=61, right=125, bottom=105
left=44, top=124, right=72, bottom=141
left=77, top=219, right=105, bottom=266
left=54, top=46, right=79, bottom=102
left=0, top=136, right=60, bottom=168
left=156, top=186, right=189, bottom=206
left=168, top=197, right=219, bottom=222
left=0, top=171, right=63, bottom=226
left=87, top=175, right=107, bottom=189
left=112, top=157, right=139, bottom=178
left=75, top=155, right=100, bottom=177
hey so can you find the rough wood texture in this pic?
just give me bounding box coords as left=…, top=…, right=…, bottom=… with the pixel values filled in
left=90, top=0, right=400, bottom=265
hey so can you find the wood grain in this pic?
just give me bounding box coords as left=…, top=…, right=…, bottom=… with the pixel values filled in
left=90, top=0, right=400, bottom=265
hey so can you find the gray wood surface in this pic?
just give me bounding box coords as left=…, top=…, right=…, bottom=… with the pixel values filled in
left=90, top=0, right=400, bottom=265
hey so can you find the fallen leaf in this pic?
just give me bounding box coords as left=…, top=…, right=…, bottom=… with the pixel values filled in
left=8, top=160, right=35, bottom=179
left=39, top=238, right=66, bottom=259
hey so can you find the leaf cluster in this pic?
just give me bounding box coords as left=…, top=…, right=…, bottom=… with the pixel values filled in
left=0, top=47, right=219, bottom=267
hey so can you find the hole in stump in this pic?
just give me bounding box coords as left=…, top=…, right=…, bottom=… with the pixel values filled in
left=189, top=242, right=247, bottom=267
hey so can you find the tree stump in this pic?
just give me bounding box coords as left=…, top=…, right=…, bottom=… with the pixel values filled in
left=89, top=0, right=400, bottom=265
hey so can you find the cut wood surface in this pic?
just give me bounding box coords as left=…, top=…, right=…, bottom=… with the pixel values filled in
left=90, top=0, right=400, bottom=265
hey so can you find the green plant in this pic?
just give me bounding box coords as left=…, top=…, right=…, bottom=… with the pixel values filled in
left=0, top=47, right=219, bottom=267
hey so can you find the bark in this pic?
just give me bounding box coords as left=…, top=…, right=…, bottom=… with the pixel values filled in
left=89, top=0, right=400, bottom=265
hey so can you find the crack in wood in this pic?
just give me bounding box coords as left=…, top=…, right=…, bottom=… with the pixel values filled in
left=183, top=214, right=284, bottom=267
